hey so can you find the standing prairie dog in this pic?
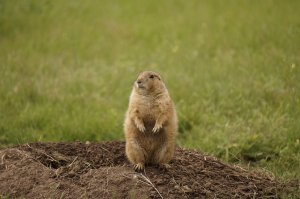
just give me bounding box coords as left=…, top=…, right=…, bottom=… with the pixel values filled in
left=124, top=71, right=177, bottom=171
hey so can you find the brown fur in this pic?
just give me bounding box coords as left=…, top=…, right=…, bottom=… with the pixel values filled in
left=124, top=71, right=177, bottom=171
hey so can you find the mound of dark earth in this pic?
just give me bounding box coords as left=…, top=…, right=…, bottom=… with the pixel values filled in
left=0, top=141, right=298, bottom=198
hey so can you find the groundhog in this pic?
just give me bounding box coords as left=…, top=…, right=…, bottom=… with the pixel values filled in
left=124, top=71, right=177, bottom=171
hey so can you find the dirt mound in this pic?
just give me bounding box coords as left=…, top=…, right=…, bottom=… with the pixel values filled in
left=0, top=141, right=298, bottom=198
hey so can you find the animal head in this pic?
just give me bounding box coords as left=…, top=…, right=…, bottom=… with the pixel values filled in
left=134, top=71, right=166, bottom=96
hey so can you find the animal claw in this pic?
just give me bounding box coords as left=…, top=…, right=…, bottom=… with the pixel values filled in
left=137, top=124, right=146, bottom=132
left=152, top=124, right=162, bottom=133
left=159, top=163, right=171, bottom=170
left=134, top=163, right=145, bottom=172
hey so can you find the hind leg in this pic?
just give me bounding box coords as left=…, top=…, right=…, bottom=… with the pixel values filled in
left=126, top=140, right=146, bottom=171
left=153, top=125, right=176, bottom=169
left=153, top=143, right=175, bottom=169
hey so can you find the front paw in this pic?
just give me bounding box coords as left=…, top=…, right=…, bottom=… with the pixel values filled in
left=152, top=123, right=162, bottom=133
left=136, top=123, right=146, bottom=132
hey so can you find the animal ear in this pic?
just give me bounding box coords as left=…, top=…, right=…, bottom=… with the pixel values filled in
left=155, top=74, right=162, bottom=80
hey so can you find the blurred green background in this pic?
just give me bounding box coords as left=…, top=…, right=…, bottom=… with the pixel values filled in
left=0, top=0, right=299, bottom=179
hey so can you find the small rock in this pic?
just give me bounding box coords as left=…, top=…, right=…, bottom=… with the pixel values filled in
left=182, top=185, right=193, bottom=193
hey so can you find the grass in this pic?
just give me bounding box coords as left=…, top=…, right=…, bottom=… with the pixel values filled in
left=0, top=0, right=299, bottom=181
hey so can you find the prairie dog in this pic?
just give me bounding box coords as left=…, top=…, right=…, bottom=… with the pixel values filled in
left=124, top=71, right=177, bottom=171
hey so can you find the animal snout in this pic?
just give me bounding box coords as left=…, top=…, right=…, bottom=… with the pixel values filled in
left=136, top=80, right=145, bottom=88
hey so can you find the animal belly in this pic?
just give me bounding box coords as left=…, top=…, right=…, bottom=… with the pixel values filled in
left=142, top=114, right=156, bottom=131
left=137, top=132, right=165, bottom=163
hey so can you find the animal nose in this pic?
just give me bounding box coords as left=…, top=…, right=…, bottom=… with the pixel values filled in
left=137, top=80, right=142, bottom=84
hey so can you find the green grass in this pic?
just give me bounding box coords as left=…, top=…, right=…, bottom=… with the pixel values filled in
left=0, top=0, right=299, bottom=181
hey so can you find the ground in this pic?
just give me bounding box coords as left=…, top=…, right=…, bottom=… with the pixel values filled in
left=0, top=141, right=298, bottom=198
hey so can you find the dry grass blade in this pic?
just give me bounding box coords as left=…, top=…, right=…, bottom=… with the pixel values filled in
left=140, top=173, right=164, bottom=199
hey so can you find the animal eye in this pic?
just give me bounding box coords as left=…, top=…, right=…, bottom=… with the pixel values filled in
left=149, top=75, right=154, bottom=79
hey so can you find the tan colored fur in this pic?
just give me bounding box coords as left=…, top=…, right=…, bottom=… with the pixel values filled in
left=124, top=71, right=177, bottom=171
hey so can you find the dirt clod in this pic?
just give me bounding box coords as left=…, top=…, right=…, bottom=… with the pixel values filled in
left=0, top=141, right=298, bottom=198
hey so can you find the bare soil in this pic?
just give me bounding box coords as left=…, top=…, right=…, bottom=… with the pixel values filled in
left=0, top=141, right=298, bottom=198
